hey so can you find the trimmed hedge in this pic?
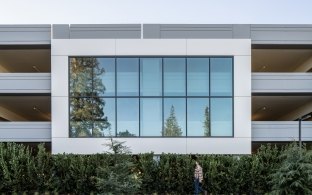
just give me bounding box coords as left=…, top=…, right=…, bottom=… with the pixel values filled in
left=0, top=142, right=311, bottom=194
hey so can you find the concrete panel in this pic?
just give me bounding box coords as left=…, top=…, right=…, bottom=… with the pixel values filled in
left=51, top=39, right=116, bottom=56
left=0, top=73, right=51, bottom=93
left=0, top=122, right=51, bottom=142
left=302, top=122, right=312, bottom=141
left=187, top=138, right=251, bottom=154
left=143, top=24, right=161, bottom=38
left=159, top=24, right=233, bottom=39
left=234, top=97, right=251, bottom=138
left=0, top=25, right=51, bottom=44
left=252, top=73, right=312, bottom=93
left=252, top=121, right=299, bottom=142
left=51, top=97, right=68, bottom=138
left=70, top=24, right=141, bottom=39
left=52, top=137, right=251, bottom=154
left=116, top=39, right=187, bottom=55
left=233, top=24, right=251, bottom=39
left=51, top=56, right=68, bottom=97
left=53, top=24, right=70, bottom=39
left=187, top=39, right=251, bottom=56
left=234, top=56, right=251, bottom=97
left=251, top=25, right=312, bottom=44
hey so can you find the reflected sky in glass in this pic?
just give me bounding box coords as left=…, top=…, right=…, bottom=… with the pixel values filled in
left=164, top=58, right=186, bottom=96
left=187, top=98, right=209, bottom=136
left=211, top=58, right=232, bottom=96
left=117, top=98, right=139, bottom=136
left=211, top=98, right=232, bottom=136
left=140, top=58, right=162, bottom=96
left=187, top=58, right=209, bottom=96
left=101, top=98, right=115, bottom=136
left=140, top=98, right=162, bottom=136
left=98, top=58, right=115, bottom=96
left=164, top=98, right=186, bottom=136
left=117, top=58, right=139, bottom=96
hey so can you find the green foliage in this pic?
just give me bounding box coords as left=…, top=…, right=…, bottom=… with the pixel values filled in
left=0, top=142, right=311, bottom=194
left=270, top=143, right=312, bottom=194
left=70, top=57, right=111, bottom=137
left=203, top=106, right=210, bottom=136
left=163, top=105, right=183, bottom=136
left=96, top=138, right=141, bottom=194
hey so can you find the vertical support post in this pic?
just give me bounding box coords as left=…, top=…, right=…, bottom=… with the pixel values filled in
left=299, top=118, right=302, bottom=148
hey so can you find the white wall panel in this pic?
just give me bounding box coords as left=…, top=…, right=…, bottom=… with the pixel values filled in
left=116, top=39, right=186, bottom=56
left=51, top=97, right=68, bottom=138
left=234, top=97, right=251, bottom=138
left=234, top=56, right=251, bottom=97
left=51, top=39, right=115, bottom=56
left=51, top=56, right=68, bottom=97
left=187, top=39, right=251, bottom=56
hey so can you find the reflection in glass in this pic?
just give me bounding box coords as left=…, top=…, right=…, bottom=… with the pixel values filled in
left=163, top=98, right=185, bottom=136
left=117, top=58, right=139, bottom=96
left=211, top=98, right=232, bottom=136
left=187, top=58, right=209, bottom=96
left=140, top=98, right=162, bottom=136
left=187, top=98, right=210, bottom=136
left=98, top=58, right=115, bottom=96
left=140, top=58, right=162, bottom=96
left=211, top=58, right=233, bottom=96
left=164, top=58, right=186, bottom=96
left=117, top=98, right=139, bottom=137
left=69, top=58, right=97, bottom=96
left=70, top=97, right=111, bottom=137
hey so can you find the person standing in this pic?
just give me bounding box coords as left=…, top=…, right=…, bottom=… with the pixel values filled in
left=194, top=161, right=204, bottom=194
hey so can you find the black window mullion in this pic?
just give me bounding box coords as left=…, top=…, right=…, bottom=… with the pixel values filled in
left=139, top=58, right=141, bottom=137
left=115, top=57, right=117, bottom=137
left=209, top=57, right=211, bottom=137
left=162, top=57, right=164, bottom=137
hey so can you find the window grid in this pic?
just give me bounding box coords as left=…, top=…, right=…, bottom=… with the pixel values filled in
left=69, top=56, right=233, bottom=138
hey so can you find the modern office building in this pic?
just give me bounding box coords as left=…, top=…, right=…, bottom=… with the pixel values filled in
left=0, top=24, right=311, bottom=154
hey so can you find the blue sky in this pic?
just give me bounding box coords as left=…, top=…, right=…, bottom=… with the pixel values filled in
left=0, top=0, right=311, bottom=24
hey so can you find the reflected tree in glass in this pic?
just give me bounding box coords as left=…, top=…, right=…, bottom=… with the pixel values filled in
left=70, top=57, right=111, bottom=137
left=117, top=130, right=135, bottom=137
left=163, top=105, right=182, bottom=136
left=203, top=106, right=210, bottom=136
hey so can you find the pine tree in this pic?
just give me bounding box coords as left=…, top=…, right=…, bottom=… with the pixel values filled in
left=204, top=106, right=211, bottom=136
left=163, top=105, right=182, bottom=136
left=70, top=57, right=110, bottom=137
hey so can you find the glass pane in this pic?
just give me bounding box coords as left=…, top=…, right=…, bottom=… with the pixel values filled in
left=98, top=58, right=115, bottom=96
left=69, top=97, right=94, bottom=137
left=140, top=98, right=162, bottom=136
left=97, top=98, right=115, bottom=136
left=187, top=58, right=209, bottom=96
left=164, top=58, right=186, bottom=96
left=210, top=58, right=233, bottom=96
left=163, top=98, right=185, bottom=136
left=211, top=98, right=233, bottom=136
left=140, top=58, right=162, bottom=96
left=117, top=58, right=139, bottom=96
left=117, top=98, right=139, bottom=137
left=187, top=98, right=210, bottom=136
left=69, top=57, right=93, bottom=96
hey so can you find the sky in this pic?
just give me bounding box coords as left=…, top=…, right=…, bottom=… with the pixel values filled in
left=0, top=0, right=311, bottom=24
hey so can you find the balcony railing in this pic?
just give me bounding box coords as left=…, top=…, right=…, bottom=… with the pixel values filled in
left=0, top=122, right=51, bottom=142
left=252, top=73, right=312, bottom=93
left=252, top=121, right=312, bottom=142
left=0, top=73, right=51, bottom=93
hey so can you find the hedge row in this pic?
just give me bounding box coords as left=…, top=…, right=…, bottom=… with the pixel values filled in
left=0, top=142, right=311, bottom=194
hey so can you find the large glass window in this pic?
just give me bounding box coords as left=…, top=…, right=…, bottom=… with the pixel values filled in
left=164, top=58, right=186, bottom=96
left=117, top=58, right=139, bottom=96
left=211, top=98, right=233, bottom=136
left=211, top=58, right=233, bottom=96
left=187, top=58, right=209, bottom=96
left=187, top=98, right=210, bottom=136
left=164, top=98, right=186, bottom=136
left=117, top=98, right=139, bottom=137
left=69, top=56, right=233, bottom=138
left=140, top=98, right=162, bottom=136
left=140, top=58, right=162, bottom=96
